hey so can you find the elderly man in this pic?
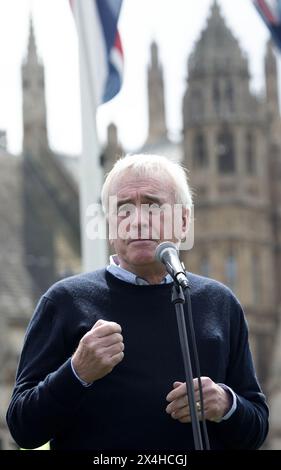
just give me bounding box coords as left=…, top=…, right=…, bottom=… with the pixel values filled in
left=6, top=154, right=268, bottom=450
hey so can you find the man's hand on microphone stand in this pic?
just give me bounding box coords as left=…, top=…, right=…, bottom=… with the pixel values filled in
left=166, top=377, right=232, bottom=423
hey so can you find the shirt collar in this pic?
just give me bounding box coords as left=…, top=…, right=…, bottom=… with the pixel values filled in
left=107, top=254, right=173, bottom=285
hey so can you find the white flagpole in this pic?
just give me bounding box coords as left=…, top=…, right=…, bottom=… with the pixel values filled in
left=73, top=0, right=107, bottom=272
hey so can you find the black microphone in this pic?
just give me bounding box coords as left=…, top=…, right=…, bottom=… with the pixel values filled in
left=155, top=242, right=189, bottom=289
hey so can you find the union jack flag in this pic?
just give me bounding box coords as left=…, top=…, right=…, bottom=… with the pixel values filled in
left=253, top=0, right=281, bottom=49
left=70, top=0, right=124, bottom=104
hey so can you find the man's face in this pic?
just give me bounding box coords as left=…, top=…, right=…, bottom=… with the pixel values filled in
left=108, top=172, right=188, bottom=272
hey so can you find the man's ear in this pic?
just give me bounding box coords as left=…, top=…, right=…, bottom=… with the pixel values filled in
left=107, top=214, right=115, bottom=247
left=181, top=207, right=189, bottom=240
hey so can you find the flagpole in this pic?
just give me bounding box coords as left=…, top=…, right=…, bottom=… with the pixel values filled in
left=74, top=0, right=107, bottom=272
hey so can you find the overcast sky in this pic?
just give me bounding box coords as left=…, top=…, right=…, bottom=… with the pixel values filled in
left=0, top=0, right=273, bottom=155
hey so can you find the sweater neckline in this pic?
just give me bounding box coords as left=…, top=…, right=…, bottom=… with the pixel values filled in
left=105, top=269, right=174, bottom=291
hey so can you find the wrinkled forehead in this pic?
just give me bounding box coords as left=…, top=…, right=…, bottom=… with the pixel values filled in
left=109, top=168, right=176, bottom=198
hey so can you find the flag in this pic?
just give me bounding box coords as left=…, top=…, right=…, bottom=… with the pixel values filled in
left=69, top=0, right=124, bottom=104
left=68, top=0, right=124, bottom=271
left=253, top=0, right=281, bottom=49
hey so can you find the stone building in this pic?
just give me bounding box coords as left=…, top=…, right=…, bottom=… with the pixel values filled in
left=180, top=2, right=281, bottom=447
left=182, top=1, right=278, bottom=377
left=1, top=1, right=281, bottom=449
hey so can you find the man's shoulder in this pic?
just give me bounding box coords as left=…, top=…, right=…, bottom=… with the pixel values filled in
left=44, top=268, right=107, bottom=301
left=188, top=272, right=242, bottom=316
left=187, top=272, right=235, bottom=298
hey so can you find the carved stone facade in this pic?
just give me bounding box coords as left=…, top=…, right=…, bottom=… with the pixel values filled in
left=182, top=0, right=277, bottom=364
left=180, top=3, right=281, bottom=448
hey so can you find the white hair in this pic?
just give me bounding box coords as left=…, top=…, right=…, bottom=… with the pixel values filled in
left=101, top=153, right=193, bottom=214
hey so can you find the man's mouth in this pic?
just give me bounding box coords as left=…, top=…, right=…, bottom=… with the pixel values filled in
left=128, top=239, right=157, bottom=244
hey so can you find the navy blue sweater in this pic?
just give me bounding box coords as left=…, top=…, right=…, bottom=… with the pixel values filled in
left=6, top=270, right=268, bottom=450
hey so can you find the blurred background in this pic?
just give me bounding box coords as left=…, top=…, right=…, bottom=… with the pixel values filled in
left=0, top=0, right=280, bottom=449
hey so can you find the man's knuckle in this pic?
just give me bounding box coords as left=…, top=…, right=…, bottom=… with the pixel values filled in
left=101, top=356, right=111, bottom=368
left=81, top=330, right=92, bottom=341
left=95, top=349, right=104, bottom=360
left=107, top=321, right=120, bottom=330
left=112, top=333, right=122, bottom=343
left=117, top=351, right=124, bottom=362
left=80, top=335, right=93, bottom=348
left=116, top=342, right=124, bottom=353
left=103, top=323, right=119, bottom=335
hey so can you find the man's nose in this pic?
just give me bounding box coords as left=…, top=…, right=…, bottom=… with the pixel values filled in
left=131, top=206, right=149, bottom=228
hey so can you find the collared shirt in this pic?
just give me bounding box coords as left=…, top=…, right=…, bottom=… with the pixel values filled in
left=71, top=255, right=237, bottom=420
left=107, top=254, right=173, bottom=285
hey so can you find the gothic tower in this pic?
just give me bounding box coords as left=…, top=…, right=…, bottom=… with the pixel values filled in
left=182, top=1, right=278, bottom=386
left=265, top=40, right=281, bottom=304
left=21, top=19, right=56, bottom=295
left=102, top=123, right=123, bottom=178
left=140, top=41, right=182, bottom=160
left=146, top=41, right=167, bottom=143
left=21, top=19, right=80, bottom=299
left=22, top=18, right=48, bottom=157
left=264, top=40, right=281, bottom=448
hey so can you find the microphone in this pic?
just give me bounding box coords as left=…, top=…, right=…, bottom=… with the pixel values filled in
left=155, top=242, right=189, bottom=289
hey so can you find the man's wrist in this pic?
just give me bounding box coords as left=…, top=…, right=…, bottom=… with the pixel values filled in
left=217, top=383, right=237, bottom=421
left=71, top=358, right=93, bottom=387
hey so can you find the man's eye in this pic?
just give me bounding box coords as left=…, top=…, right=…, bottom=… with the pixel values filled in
left=149, top=203, right=160, bottom=211
left=117, top=204, right=133, bottom=217
left=149, top=203, right=162, bottom=214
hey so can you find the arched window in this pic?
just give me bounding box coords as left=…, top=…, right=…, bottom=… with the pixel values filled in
left=225, top=254, right=237, bottom=290
left=200, top=255, right=210, bottom=278
left=193, top=133, right=208, bottom=168
left=245, top=132, right=256, bottom=174
left=217, top=128, right=235, bottom=173
left=213, top=81, right=220, bottom=114
left=225, top=80, right=234, bottom=112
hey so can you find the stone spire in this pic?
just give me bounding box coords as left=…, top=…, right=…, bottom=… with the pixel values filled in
left=26, top=16, right=38, bottom=65
left=188, top=0, right=248, bottom=79
left=183, top=1, right=253, bottom=128
left=265, top=39, right=280, bottom=119
left=146, top=41, right=167, bottom=143
left=22, top=17, right=48, bottom=155
left=210, top=0, right=220, bottom=17
left=103, top=122, right=123, bottom=177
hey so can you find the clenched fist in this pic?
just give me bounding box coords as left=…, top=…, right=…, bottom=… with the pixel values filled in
left=72, top=319, right=124, bottom=384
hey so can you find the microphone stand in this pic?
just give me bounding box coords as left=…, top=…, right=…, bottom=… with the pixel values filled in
left=171, top=282, right=204, bottom=450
